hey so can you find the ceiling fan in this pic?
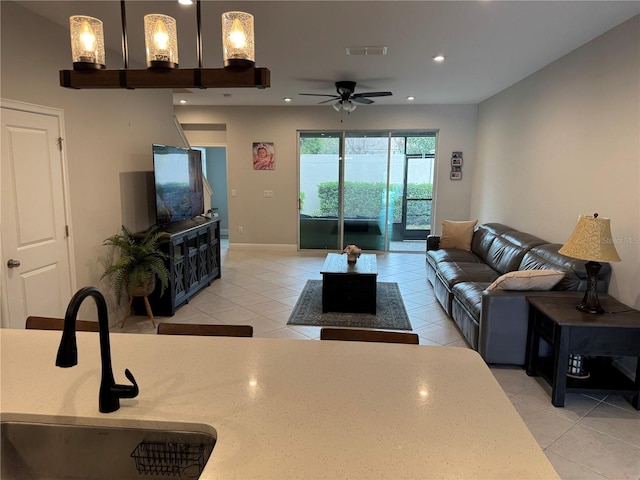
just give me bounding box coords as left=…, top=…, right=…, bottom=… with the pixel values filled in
left=299, top=81, right=392, bottom=113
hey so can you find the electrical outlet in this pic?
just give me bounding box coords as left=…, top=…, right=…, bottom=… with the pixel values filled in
left=264, top=190, right=274, bottom=198
left=238, top=226, right=244, bottom=233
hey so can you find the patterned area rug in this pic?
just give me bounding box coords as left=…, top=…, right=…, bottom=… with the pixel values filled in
left=287, top=280, right=412, bottom=330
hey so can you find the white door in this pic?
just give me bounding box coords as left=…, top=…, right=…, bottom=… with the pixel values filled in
left=1, top=102, right=75, bottom=328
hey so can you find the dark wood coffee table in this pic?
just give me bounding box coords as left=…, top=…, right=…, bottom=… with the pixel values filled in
left=320, top=253, right=378, bottom=314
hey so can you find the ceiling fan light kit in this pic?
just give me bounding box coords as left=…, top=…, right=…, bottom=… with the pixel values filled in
left=60, top=1, right=268, bottom=90
left=333, top=100, right=356, bottom=113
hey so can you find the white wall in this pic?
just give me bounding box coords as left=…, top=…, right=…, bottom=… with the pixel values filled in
left=175, top=105, right=478, bottom=247
left=1, top=2, right=183, bottom=318
left=472, top=16, right=639, bottom=308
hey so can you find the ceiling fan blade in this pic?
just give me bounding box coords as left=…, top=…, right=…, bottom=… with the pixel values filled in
left=300, top=83, right=392, bottom=108
left=352, top=97, right=374, bottom=105
left=299, top=93, right=340, bottom=98
left=352, top=91, right=393, bottom=98
left=318, top=98, right=340, bottom=105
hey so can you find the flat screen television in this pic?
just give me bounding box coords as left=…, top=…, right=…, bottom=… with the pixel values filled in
left=152, top=144, right=204, bottom=226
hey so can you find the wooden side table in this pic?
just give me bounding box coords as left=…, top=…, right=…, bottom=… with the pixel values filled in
left=320, top=253, right=378, bottom=314
left=525, top=293, right=640, bottom=409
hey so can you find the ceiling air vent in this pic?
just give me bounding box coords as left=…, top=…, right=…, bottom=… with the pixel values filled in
left=346, top=46, right=388, bottom=56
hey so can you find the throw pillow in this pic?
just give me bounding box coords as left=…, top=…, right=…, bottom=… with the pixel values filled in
left=486, top=269, right=565, bottom=291
left=439, top=220, right=478, bottom=251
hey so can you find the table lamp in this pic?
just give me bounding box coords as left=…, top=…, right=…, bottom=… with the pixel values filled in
left=559, top=213, right=621, bottom=314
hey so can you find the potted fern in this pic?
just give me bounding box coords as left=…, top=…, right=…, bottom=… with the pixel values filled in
left=101, top=225, right=169, bottom=304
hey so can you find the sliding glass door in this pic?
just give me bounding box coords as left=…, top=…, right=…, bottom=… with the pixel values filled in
left=402, top=155, right=434, bottom=239
left=299, top=132, right=341, bottom=249
left=343, top=132, right=389, bottom=250
left=392, top=134, right=435, bottom=241
left=299, top=130, right=435, bottom=251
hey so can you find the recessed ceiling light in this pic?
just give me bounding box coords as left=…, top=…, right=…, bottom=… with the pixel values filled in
left=407, top=96, right=415, bottom=101
left=433, top=55, right=445, bottom=63
left=179, top=99, right=187, bottom=104
left=178, top=0, right=193, bottom=5
left=284, top=97, right=292, bottom=102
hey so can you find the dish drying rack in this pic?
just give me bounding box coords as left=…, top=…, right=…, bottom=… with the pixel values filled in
left=131, top=441, right=207, bottom=477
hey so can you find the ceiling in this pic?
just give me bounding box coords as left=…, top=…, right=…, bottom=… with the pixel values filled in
left=16, top=1, right=640, bottom=107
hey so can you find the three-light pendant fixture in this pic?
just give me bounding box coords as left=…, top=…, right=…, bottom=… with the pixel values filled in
left=62, top=1, right=269, bottom=90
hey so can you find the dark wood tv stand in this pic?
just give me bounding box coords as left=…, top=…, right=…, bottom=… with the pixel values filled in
left=160, top=216, right=212, bottom=234
left=137, top=217, right=221, bottom=316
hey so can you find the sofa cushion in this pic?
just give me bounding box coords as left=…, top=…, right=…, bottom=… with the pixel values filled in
left=427, top=248, right=482, bottom=267
left=470, top=223, right=514, bottom=263
left=501, top=231, right=547, bottom=250
left=439, top=220, right=477, bottom=251
left=486, top=269, right=565, bottom=291
left=452, top=282, right=489, bottom=320
left=437, top=262, right=500, bottom=289
left=481, top=231, right=547, bottom=274
left=484, top=236, right=528, bottom=274
left=520, top=244, right=611, bottom=291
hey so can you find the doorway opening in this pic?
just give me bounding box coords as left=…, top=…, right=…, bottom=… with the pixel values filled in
left=192, top=146, right=229, bottom=240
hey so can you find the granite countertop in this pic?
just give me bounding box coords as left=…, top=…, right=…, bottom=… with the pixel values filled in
left=0, top=329, right=558, bottom=479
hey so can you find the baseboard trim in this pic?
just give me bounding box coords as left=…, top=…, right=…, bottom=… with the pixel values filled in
left=229, top=243, right=298, bottom=252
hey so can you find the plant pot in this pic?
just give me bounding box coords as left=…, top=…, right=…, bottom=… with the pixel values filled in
left=347, top=254, right=358, bottom=265
left=127, top=274, right=156, bottom=298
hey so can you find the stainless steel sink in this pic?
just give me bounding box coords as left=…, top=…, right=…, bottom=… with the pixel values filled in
left=1, top=418, right=216, bottom=479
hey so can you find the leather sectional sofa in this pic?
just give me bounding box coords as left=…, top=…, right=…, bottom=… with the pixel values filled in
left=426, top=223, right=611, bottom=365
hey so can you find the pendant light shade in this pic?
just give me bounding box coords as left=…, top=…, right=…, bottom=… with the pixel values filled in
left=144, top=14, right=178, bottom=69
left=222, top=11, right=255, bottom=69
left=69, top=15, right=105, bottom=70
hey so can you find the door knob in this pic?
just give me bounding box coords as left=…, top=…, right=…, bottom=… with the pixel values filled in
left=7, top=259, right=21, bottom=268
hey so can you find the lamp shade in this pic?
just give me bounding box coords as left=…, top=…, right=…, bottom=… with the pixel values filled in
left=69, top=15, right=105, bottom=70
left=558, top=214, right=621, bottom=263
left=144, top=14, right=178, bottom=69
left=222, top=11, right=255, bottom=69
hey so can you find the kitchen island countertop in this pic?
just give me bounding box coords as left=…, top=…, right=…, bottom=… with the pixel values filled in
left=0, top=329, right=558, bottom=479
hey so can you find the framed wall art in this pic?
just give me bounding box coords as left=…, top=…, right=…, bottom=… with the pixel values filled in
left=450, top=151, right=463, bottom=180
left=253, top=142, right=275, bottom=170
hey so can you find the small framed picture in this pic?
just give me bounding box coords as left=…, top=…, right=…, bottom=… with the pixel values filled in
left=451, top=152, right=463, bottom=167
left=450, top=171, right=462, bottom=180
left=253, top=142, right=275, bottom=170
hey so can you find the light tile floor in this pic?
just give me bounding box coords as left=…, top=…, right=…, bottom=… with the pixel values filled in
left=121, top=242, right=640, bottom=480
